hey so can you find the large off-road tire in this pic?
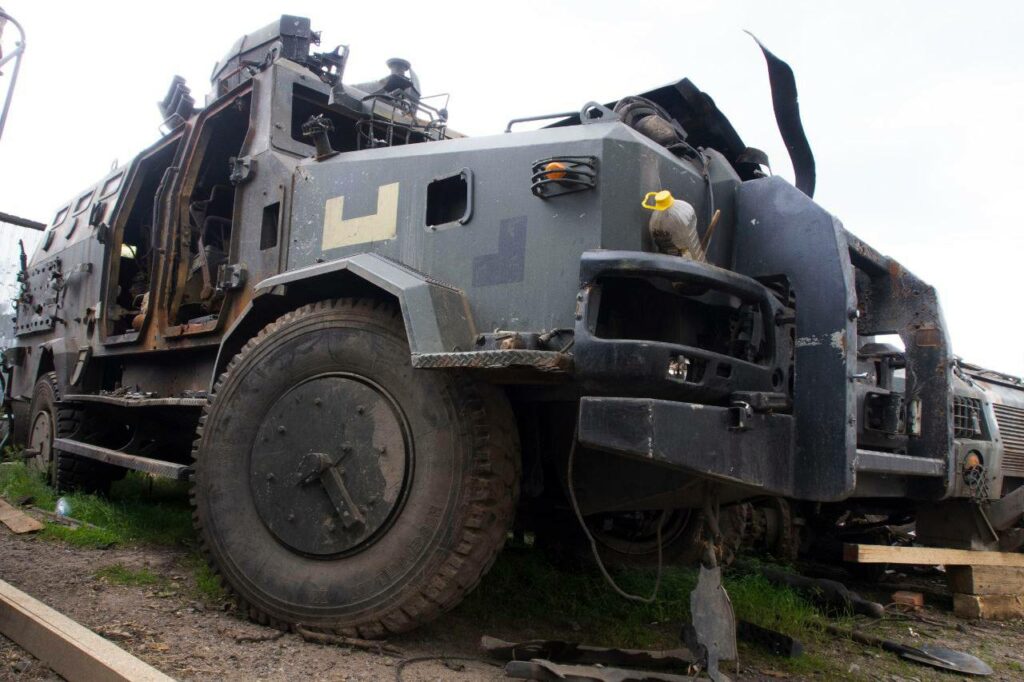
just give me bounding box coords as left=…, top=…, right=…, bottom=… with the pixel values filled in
left=26, top=373, right=67, bottom=483
left=27, top=375, right=119, bottom=495
left=192, top=299, right=520, bottom=637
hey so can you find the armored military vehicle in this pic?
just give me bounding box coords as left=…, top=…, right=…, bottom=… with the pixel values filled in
left=6, top=15, right=1024, bottom=637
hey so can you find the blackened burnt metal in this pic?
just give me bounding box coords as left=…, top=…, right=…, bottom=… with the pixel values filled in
left=745, top=32, right=816, bottom=197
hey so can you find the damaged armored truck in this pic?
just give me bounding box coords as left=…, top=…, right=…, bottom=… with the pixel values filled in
left=5, top=15, right=1024, bottom=637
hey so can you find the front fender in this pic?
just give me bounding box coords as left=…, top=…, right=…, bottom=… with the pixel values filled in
left=211, top=253, right=476, bottom=387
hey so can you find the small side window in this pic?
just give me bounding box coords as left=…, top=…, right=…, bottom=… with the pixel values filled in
left=51, top=205, right=70, bottom=226
left=42, top=229, right=56, bottom=251
left=72, top=190, right=94, bottom=215
left=260, top=202, right=280, bottom=250
left=100, top=171, right=124, bottom=198
left=425, top=169, right=472, bottom=229
left=65, top=216, right=79, bottom=238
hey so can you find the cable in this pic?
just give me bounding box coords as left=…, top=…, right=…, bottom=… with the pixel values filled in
left=566, top=427, right=664, bottom=604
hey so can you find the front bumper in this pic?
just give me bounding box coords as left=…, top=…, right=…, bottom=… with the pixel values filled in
left=572, top=249, right=793, bottom=404
left=578, top=396, right=797, bottom=496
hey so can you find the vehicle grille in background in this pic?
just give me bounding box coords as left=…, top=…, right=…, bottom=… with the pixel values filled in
left=953, top=396, right=984, bottom=439
left=993, top=403, right=1024, bottom=476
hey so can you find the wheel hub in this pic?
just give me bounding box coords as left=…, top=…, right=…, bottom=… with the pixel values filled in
left=250, top=374, right=410, bottom=556
left=27, top=410, right=53, bottom=474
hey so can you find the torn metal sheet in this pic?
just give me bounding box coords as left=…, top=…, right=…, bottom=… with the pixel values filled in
left=481, top=635, right=691, bottom=670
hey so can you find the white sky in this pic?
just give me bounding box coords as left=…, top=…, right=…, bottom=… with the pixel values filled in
left=1, top=1, right=1022, bottom=373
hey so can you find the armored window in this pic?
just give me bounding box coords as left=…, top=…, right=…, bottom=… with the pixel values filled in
left=260, top=202, right=280, bottom=250
left=425, top=169, right=472, bottom=228
left=73, top=190, right=94, bottom=215
left=51, top=205, right=70, bottom=227
left=100, top=171, right=124, bottom=199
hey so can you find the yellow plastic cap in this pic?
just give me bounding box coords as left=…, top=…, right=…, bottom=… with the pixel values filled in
left=642, top=190, right=675, bottom=211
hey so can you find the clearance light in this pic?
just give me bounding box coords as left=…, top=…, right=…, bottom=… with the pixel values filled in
left=543, top=161, right=567, bottom=180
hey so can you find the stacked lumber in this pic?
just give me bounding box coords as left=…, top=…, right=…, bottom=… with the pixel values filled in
left=948, top=566, right=1024, bottom=620
left=844, top=543, right=1024, bottom=621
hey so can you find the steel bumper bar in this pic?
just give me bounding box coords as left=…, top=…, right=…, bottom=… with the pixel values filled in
left=577, top=396, right=796, bottom=497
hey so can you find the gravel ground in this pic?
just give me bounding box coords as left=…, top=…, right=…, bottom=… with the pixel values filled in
left=0, top=530, right=504, bottom=681
left=3, top=525, right=1024, bottom=681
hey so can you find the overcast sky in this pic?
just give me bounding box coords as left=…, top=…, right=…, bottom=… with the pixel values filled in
left=2, top=1, right=1022, bottom=373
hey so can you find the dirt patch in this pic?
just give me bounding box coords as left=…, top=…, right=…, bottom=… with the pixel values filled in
left=3, top=526, right=1024, bottom=681
left=0, top=530, right=503, bottom=681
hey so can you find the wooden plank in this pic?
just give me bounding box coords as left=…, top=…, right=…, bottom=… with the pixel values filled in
left=953, top=593, right=1024, bottom=620
left=948, top=565, right=1024, bottom=595
left=0, top=577, right=173, bottom=682
left=0, top=498, right=44, bottom=534
left=843, top=543, right=1024, bottom=567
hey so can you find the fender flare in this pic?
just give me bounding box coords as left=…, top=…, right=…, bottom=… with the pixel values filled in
left=211, top=253, right=477, bottom=387
left=14, top=337, right=74, bottom=399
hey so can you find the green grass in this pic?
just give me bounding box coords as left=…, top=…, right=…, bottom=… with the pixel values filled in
left=451, top=548, right=831, bottom=656
left=0, top=460, right=229, bottom=603
left=185, top=553, right=227, bottom=601
left=95, top=563, right=163, bottom=587
left=1, top=459, right=844, bottom=674
left=0, top=461, right=193, bottom=548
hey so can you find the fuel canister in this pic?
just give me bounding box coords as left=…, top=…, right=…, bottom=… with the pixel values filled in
left=642, top=189, right=704, bottom=261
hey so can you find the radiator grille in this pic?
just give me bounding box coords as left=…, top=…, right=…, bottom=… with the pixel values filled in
left=993, top=403, right=1024, bottom=476
left=953, top=396, right=984, bottom=439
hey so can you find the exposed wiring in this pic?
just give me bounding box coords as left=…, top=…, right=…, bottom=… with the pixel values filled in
left=567, top=426, right=664, bottom=604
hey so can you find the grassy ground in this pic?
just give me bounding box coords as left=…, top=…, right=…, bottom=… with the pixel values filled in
left=0, top=460, right=194, bottom=548
left=450, top=548, right=839, bottom=674
left=1, top=457, right=848, bottom=676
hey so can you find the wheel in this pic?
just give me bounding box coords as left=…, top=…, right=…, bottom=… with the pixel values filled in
left=192, top=299, right=520, bottom=637
left=25, top=372, right=111, bottom=492
left=26, top=373, right=63, bottom=482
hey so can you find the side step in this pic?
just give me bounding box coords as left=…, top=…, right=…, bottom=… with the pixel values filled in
left=53, top=438, right=192, bottom=481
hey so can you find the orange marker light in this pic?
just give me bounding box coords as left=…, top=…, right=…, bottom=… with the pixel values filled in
left=544, top=161, right=567, bottom=180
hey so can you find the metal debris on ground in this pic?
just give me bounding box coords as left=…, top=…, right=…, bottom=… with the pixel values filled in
left=762, top=567, right=884, bottom=617
left=682, top=500, right=736, bottom=682
left=684, top=563, right=736, bottom=682
left=480, top=635, right=691, bottom=670
left=736, top=620, right=803, bottom=659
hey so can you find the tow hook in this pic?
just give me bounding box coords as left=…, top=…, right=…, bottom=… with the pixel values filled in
left=728, top=401, right=753, bottom=431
